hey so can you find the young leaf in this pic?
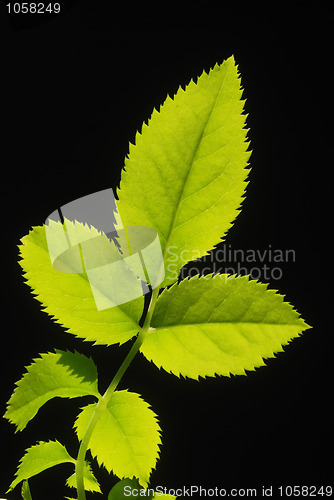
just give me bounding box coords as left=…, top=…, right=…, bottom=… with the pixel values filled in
left=117, top=55, right=250, bottom=287
left=8, top=440, right=75, bottom=491
left=75, top=391, right=162, bottom=488
left=21, top=480, right=32, bottom=500
left=66, top=461, right=102, bottom=493
left=108, top=478, right=146, bottom=499
left=152, top=494, right=176, bottom=499
left=140, top=275, right=311, bottom=379
left=108, top=478, right=176, bottom=499
left=19, top=224, right=143, bottom=346
left=5, top=350, right=100, bottom=431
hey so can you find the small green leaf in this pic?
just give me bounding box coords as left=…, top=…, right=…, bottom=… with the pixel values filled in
left=75, top=391, right=161, bottom=488
left=117, top=55, right=250, bottom=287
left=8, top=440, right=74, bottom=491
left=108, top=478, right=150, bottom=499
left=152, top=494, right=176, bottom=499
left=141, top=274, right=311, bottom=379
left=66, top=461, right=101, bottom=493
left=19, top=224, right=143, bottom=345
left=108, top=478, right=177, bottom=499
left=5, top=350, right=100, bottom=431
left=21, top=480, right=32, bottom=500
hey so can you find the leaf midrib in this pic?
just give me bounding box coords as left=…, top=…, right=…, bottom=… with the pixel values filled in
left=161, top=66, right=229, bottom=266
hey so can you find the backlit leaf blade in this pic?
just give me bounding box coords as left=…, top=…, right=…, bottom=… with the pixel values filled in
left=5, top=350, right=100, bottom=431
left=21, top=480, right=32, bottom=500
left=108, top=478, right=147, bottom=499
left=66, top=461, right=102, bottom=493
left=8, top=440, right=74, bottom=491
left=117, top=55, right=250, bottom=287
left=140, top=275, right=311, bottom=379
left=152, top=494, right=176, bottom=499
left=19, top=224, right=143, bottom=345
left=108, top=478, right=176, bottom=499
left=75, top=391, right=161, bottom=488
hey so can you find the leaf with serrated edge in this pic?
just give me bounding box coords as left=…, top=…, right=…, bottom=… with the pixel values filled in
left=117, top=55, right=250, bottom=287
left=66, top=461, right=102, bottom=493
left=8, top=440, right=74, bottom=492
left=5, top=350, right=100, bottom=431
left=140, top=274, right=311, bottom=379
left=19, top=223, right=143, bottom=346
left=75, top=391, right=161, bottom=488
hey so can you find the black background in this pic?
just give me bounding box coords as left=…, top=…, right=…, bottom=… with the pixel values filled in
left=0, top=2, right=332, bottom=499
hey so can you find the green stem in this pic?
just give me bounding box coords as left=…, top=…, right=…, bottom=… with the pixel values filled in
left=143, top=286, right=160, bottom=329
left=76, top=287, right=160, bottom=500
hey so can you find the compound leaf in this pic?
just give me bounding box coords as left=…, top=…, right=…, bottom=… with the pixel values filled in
left=117, top=55, right=250, bottom=287
left=75, top=391, right=161, bottom=488
left=5, top=350, right=100, bottom=431
left=8, top=440, right=74, bottom=491
left=18, top=224, right=143, bottom=345
left=66, top=461, right=102, bottom=493
left=140, top=274, right=311, bottom=379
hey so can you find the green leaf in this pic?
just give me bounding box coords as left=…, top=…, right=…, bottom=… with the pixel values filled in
left=108, top=478, right=150, bottom=499
left=108, top=478, right=176, bottom=499
left=75, top=391, right=161, bottom=488
left=8, top=440, right=74, bottom=491
left=140, top=274, right=311, bottom=379
left=5, top=350, right=100, bottom=431
left=117, top=55, right=250, bottom=287
left=66, top=461, right=102, bottom=493
left=21, top=480, right=32, bottom=500
left=19, top=224, right=143, bottom=345
left=152, top=494, right=176, bottom=499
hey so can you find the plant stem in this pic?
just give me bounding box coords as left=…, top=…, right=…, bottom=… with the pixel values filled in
left=76, top=287, right=160, bottom=500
